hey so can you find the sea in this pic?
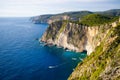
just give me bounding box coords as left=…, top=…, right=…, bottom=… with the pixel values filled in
left=0, top=17, right=87, bottom=80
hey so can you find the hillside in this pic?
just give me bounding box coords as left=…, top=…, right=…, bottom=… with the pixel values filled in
left=68, top=22, right=120, bottom=80
left=40, top=13, right=120, bottom=79
left=80, top=14, right=119, bottom=26
left=40, top=14, right=120, bottom=54
left=32, top=9, right=120, bottom=24
left=96, top=9, right=120, bottom=16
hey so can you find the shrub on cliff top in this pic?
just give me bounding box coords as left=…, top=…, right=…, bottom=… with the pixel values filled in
left=80, top=14, right=119, bottom=26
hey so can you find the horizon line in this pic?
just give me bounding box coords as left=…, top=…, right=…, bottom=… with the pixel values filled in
left=0, top=8, right=119, bottom=17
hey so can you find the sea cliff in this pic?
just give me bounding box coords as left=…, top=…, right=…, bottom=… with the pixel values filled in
left=40, top=19, right=119, bottom=55
left=40, top=13, right=120, bottom=79
left=68, top=20, right=120, bottom=80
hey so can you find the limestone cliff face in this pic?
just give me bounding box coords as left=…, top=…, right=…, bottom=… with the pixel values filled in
left=40, top=18, right=120, bottom=79
left=48, top=15, right=70, bottom=24
left=31, top=15, right=70, bottom=24
left=68, top=21, right=120, bottom=80
left=40, top=20, right=119, bottom=55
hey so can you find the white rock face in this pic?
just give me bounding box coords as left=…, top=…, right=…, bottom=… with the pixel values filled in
left=41, top=19, right=120, bottom=55
left=85, top=41, right=93, bottom=55
left=55, top=32, right=79, bottom=51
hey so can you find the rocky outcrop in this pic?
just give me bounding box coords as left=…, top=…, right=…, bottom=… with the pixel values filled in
left=40, top=20, right=119, bottom=55
left=68, top=22, right=120, bottom=80
left=31, top=15, right=70, bottom=24
left=48, top=15, right=70, bottom=24
left=40, top=16, right=120, bottom=79
left=31, top=15, right=53, bottom=24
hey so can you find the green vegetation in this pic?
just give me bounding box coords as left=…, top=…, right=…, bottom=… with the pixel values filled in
left=95, top=9, right=120, bottom=16
left=64, top=14, right=119, bottom=27
left=63, top=11, right=93, bottom=18
left=32, top=9, right=120, bottom=24
left=80, top=14, right=119, bottom=26
left=68, top=23, right=120, bottom=80
left=41, top=10, right=120, bottom=80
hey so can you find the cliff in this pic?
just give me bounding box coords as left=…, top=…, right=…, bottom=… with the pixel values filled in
left=40, top=18, right=119, bottom=55
left=31, top=15, right=53, bottom=24
left=68, top=21, right=120, bottom=80
left=40, top=13, right=120, bottom=79
left=32, top=9, right=120, bottom=24
left=31, top=11, right=92, bottom=24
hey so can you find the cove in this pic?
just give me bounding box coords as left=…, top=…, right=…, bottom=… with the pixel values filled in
left=0, top=17, right=87, bottom=80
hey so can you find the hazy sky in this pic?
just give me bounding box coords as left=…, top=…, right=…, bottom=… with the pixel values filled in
left=0, top=0, right=120, bottom=17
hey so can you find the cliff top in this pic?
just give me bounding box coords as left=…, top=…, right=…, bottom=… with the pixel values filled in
left=68, top=23, right=120, bottom=80
left=80, top=14, right=119, bottom=26
left=32, top=9, right=120, bottom=24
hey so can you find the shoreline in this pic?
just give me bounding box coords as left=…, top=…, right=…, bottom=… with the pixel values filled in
left=40, top=39, right=87, bottom=54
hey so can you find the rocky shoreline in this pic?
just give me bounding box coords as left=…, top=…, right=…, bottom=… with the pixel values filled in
left=40, top=16, right=120, bottom=79
left=40, top=38, right=78, bottom=52
left=40, top=20, right=119, bottom=55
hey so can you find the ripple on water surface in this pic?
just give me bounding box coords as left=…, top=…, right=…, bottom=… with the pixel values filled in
left=0, top=18, right=87, bottom=80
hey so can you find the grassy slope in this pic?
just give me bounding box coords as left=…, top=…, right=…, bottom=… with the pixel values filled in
left=42, top=14, right=120, bottom=80
left=68, top=23, right=120, bottom=80
left=80, top=14, right=119, bottom=26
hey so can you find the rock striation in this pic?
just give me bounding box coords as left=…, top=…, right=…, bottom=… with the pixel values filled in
left=40, top=20, right=119, bottom=55
left=68, top=20, right=120, bottom=80
left=40, top=16, right=120, bottom=79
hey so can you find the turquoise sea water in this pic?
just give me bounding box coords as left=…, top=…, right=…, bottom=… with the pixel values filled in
left=0, top=18, right=86, bottom=80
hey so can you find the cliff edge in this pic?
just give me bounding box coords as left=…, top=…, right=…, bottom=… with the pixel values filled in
left=40, top=16, right=119, bottom=55
left=40, top=14, right=120, bottom=79
left=68, top=21, right=120, bottom=80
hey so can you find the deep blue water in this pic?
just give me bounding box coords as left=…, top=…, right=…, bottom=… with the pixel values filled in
left=0, top=18, right=86, bottom=80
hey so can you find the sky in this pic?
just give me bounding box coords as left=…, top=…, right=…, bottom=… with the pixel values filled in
left=0, top=0, right=120, bottom=17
